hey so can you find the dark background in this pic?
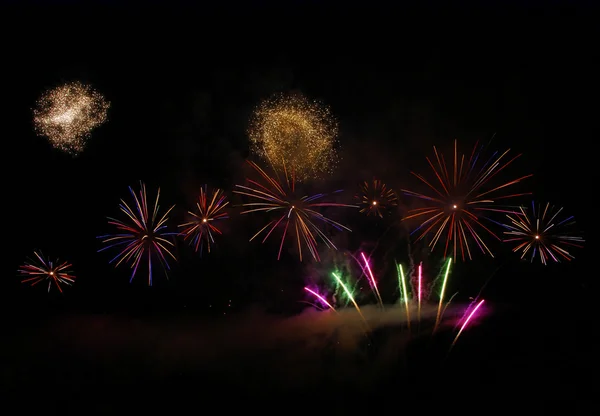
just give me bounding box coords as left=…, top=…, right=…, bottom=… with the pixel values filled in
left=2, top=1, right=596, bottom=410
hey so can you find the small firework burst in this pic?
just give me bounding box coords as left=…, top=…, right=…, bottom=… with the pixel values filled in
left=97, top=182, right=177, bottom=286
left=33, top=81, right=109, bottom=154
left=502, top=201, right=584, bottom=265
left=18, top=250, right=76, bottom=293
left=355, top=179, right=398, bottom=218
left=249, top=92, right=339, bottom=181
left=179, top=185, right=229, bottom=255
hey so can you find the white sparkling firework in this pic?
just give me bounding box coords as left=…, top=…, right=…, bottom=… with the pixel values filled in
left=33, top=81, right=109, bottom=154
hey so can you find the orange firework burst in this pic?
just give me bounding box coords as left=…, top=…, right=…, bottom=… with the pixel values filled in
left=401, top=139, right=532, bottom=261
left=234, top=160, right=356, bottom=261
left=355, top=179, right=398, bottom=218
left=501, top=201, right=584, bottom=265
left=179, top=185, right=229, bottom=255
left=18, top=250, right=76, bottom=293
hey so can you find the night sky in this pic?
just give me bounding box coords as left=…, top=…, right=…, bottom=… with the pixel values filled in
left=3, top=1, right=596, bottom=410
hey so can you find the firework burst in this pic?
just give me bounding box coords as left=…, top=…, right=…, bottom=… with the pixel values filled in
left=98, top=182, right=177, bottom=286
left=355, top=179, right=398, bottom=218
left=234, top=160, right=356, bottom=261
left=501, top=201, right=584, bottom=265
left=18, top=251, right=76, bottom=293
left=249, top=93, right=339, bottom=181
left=33, top=81, right=109, bottom=154
left=401, top=139, right=532, bottom=261
left=179, top=185, right=229, bottom=255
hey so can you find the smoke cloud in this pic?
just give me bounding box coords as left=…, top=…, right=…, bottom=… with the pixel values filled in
left=2, top=302, right=486, bottom=394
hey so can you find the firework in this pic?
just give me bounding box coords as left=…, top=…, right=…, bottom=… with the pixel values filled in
left=360, top=252, right=383, bottom=307
left=306, top=253, right=486, bottom=348
left=179, top=185, right=229, bottom=255
left=501, top=201, right=584, bottom=265
left=18, top=250, right=76, bottom=293
left=234, top=160, right=356, bottom=261
left=332, top=272, right=367, bottom=326
left=452, top=299, right=485, bottom=347
left=307, top=255, right=468, bottom=337
left=401, top=139, right=532, bottom=261
left=396, top=262, right=411, bottom=330
left=417, top=262, right=423, bottom=320
left=33, top=81, right=109, bottom=154
left=304, top=287, right=337, bottom=313
left=434, top=258, right=452, bottom=332
left=355, top=179, right=398, bottom=217
left=97, top=182, right=177, bottom=286
left=248, top=93, right=339, bottom=181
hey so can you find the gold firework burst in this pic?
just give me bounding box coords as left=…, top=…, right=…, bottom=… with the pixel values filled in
left=33, top=81, right=109, bottom=154
left=249, top=93, right=339, bottom=181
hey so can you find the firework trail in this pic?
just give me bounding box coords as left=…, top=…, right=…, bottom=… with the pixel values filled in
left=308, top=253, right=464, bottom=331
left=401, top=139, right=532, bottom=261
left=248, top=93, right=339, bottom=181
left=500, top=201, right=584, bottom=265
left=417, top=262, right=423, bottom=322
left=234, top=160, right=356, bottom=261
left=434, top=258, right=452, bottom=332
left=396, top=262, right=411, bottom=331
left=355, top=179, right=398, bottom=218
left=97, top=182, right=177, bottom=286
left=33, top=81, right=109, bottom=154
left=451, top=299, right=485, bottom=348
left=304, top=287, right=337, bottom=313
left=360, top=252, right=384, bottom=308
left=331, top=272, right=368, bottom=326
left=18, top=250, right=76, bottom=293
left=305, top=255, right=483, bottom=347
left=179, top=185, right=229, bottom=256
